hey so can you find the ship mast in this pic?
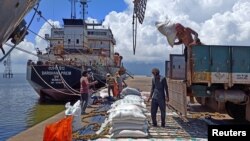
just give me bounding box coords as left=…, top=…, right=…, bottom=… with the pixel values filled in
left=70, top=0, right=88, bottom=20
left=80, top=0, right=87, bottom=20
left=71, top=0, right=77, bottom=19
left=80, top=0, right=88, bottom=49
left=69, top=0, right=88, bottom=49
left=70, top=0, right=87, bottom=19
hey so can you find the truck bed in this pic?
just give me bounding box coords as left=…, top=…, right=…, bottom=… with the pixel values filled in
left=191, top=45, right=250, bottom=86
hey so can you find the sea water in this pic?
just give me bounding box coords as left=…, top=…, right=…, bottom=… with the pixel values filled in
left=0, top=74, right=64, bottom=140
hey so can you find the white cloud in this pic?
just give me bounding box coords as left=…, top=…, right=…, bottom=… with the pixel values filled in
left=2, top=0, right=250, bottom=73
left=201, top=0, right=250, bottom=45
left=35, top=19, right=60, bottom=52
left=0, top=40, right=36, bottom=73
left=102, top=0, right=250, bottom=63
left=0, top=20, right=60, bottom=73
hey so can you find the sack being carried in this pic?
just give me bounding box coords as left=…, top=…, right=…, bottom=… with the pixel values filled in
left=155, top=18, right=177, bottom=47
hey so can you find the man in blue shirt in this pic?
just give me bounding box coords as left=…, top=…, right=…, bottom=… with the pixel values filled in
left=148, top=68, right=169, bottom=127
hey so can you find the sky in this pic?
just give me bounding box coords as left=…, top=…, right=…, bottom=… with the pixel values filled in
left=1, top=0, right=250, bottom=75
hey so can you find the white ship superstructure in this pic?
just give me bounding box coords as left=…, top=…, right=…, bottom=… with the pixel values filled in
left=26, top=0, right=124, bottom=101
left=39, top=19, right=121, bottom=68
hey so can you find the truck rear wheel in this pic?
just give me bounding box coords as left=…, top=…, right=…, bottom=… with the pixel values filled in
left=225, top=102, right=246, bottom=120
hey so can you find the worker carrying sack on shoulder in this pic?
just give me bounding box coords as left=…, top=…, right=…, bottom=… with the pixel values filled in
left=155, top=18, right=177, bottom=47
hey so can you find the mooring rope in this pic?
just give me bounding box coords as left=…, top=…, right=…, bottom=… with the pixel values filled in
left=55, top=65, right=80, bottom=94
left=31, top=65, right=80, bottom=96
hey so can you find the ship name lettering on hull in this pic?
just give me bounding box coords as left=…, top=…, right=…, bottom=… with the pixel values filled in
left=41, top=71, right=71, bottom=75
left=47, top=66, right=66, bottom=71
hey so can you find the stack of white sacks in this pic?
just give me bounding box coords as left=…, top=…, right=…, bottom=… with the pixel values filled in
left=65, top=100, right=82, bottom=132
left=107, top=87, right=149, bottom=138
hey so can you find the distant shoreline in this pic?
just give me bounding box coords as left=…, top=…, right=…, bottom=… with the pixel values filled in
left=133, top=75, right=151, bottom=77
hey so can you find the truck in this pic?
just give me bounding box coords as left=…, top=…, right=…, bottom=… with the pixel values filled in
left=166, top=45, right=250, bottom=122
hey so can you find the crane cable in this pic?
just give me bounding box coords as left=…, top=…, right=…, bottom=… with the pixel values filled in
left=0, top=3, right=40, bottom=62
left=27, top=28, right=47, bottom=41
left=6, top=42, right=108, bottom=86
left=28, top=7, right=117, bottom=80
left=132, top=12, right=137, bottom=55
left=33, top=6, right=106, bottom=69
left=25, top=19, right=107, bottom=79
left=3, top=4, right=120, bottom=87
left=132, top=0, right=147, bottom=55
left=33, top=7, right=55, bottom=28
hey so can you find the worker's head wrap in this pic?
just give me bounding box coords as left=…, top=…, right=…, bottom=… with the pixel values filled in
left=175, top=23, right=184, bottom=32
left=152, top=68, right=160, bottom=76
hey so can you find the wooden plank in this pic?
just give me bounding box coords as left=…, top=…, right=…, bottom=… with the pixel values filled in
left=167, top=79, right=187, bottom=116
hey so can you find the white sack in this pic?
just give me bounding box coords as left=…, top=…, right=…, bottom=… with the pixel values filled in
left=155, top=19, right=177, bottom=47
left=111, top=99, right=146, bottom=109
left=111, top=129, right=148, bottom=138
left=99, top=88, right=112, bottom=98
left=65, top=100, right=82, bottom=131
left=121, top=87, right=141, bottom=96
left=108, top=109, right=146, bottom=121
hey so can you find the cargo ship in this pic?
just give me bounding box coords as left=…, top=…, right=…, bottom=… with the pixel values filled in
left=26, top=0, right=125, bottom=101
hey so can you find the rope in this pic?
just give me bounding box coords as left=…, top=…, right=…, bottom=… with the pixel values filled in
left=5, top=43, right=37, bottom=56
left=8, top=40, right=108, bottom=87
left=72, top=124, right=111, bottom=140
left=33, top=7, right=55, bottom=28
left=2, top=7, right=119, bottom=87
left=6, top=43, right=85, bottom=75
left=132, top=11, right=137, bottom=55
left=72, top=105, right=111, bottom=140
left=31, top=65, right=80, bottom=96
left=55, top=65, right=80, bottom=94
left=5, top=42, right=84, bottom=72
left=27, top=28, right=48, bottom=41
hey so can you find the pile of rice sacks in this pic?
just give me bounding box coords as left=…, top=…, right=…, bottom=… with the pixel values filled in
left=98, top=87, right=149, bottom=138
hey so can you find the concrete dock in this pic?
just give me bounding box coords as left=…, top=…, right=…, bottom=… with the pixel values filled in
left=11, top=75, right=236, bottom=140
left=8, top=111, right=65, bottom=141
left=8, top=76, right=153, bottom=141
left=8, top=75, right=247, bottom=140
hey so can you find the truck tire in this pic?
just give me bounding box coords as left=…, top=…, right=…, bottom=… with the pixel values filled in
left=225, top=101, right=246, bottom=121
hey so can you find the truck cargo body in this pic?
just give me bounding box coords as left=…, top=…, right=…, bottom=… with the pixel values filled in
left=166, top=45, right=250, bottom=121
left=192, top=45, right=250, bottom=86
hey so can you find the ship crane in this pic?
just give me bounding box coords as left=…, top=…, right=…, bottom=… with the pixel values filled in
left=132, top=0, right=147, bottom=54
left=0, top=2, right=40, bottom=62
